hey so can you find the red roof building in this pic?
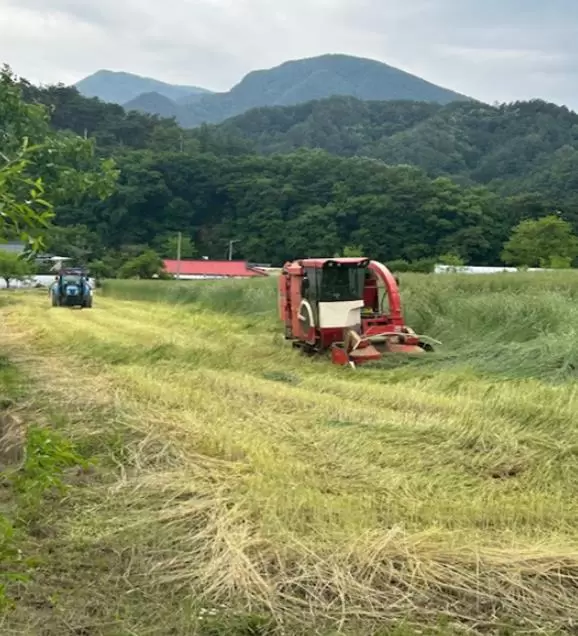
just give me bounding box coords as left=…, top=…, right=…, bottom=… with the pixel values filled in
left=163, top=260, right=269, bottom=279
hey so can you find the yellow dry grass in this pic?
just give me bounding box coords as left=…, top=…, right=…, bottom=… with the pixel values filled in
left=3, top=289, right=578, bottom=634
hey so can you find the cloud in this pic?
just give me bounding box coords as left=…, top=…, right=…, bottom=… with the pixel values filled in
left=0, top=0, right=576, bottom=108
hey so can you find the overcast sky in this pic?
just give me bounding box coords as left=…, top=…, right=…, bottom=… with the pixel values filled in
left=1, top=0, right=576, bottom=108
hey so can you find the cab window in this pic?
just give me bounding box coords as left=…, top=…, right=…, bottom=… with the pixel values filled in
left=319, top=263, right=365, bottom=301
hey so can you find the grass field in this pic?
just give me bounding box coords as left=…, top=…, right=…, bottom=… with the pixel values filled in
left=2, top=272, right=578, bottom=634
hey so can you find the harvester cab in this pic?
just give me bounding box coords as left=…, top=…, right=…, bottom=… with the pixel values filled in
left=278, top=258, right=437, bottom=367
left=50, top=268, right=93, bottom=309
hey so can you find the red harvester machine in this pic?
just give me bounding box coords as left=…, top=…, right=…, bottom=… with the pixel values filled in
left=278, top=257, right=437, bottom=367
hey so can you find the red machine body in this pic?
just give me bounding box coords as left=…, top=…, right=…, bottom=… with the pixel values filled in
left=278, top=257, right=433, bottom=366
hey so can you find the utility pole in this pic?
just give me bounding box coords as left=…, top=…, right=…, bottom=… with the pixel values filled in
left=176, top=231, right=182, bottom=279
left=227, top=239, right=239, bottom=261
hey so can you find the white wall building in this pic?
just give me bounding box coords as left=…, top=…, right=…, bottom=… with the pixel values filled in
left=434, top=265, right=550, bottom=274
left=0, top=275, right=96, bottom=289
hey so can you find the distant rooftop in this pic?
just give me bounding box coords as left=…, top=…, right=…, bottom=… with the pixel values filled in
left=163, top=259, right=269, bottom=278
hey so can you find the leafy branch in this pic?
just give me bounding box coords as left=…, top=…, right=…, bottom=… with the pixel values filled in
left=0, top=141, right=54, bottom=248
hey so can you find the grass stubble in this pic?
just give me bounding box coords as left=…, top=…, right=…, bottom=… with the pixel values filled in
left=1, top=272, right=578, bottom=634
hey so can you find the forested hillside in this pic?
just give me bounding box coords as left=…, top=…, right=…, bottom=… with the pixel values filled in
left=219, top=96, right=578, bottom=197
left=3, top=69, right=575, bottom=274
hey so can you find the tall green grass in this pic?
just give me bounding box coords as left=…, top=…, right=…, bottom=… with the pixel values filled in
left=102, top=272, right=578, bottom=381
left=399, top=272, right=578, bottom=380
left=102, top=278, right=276, bottom=317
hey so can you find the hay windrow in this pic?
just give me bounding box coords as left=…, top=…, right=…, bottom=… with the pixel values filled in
left=2, top=273, right=578, bottom=634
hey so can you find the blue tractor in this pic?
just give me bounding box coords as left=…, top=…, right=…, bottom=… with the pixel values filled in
left=50, top=268, right=93, bottom=308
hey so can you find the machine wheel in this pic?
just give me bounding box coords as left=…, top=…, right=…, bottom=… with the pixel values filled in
left=85, top=297, right=93, bottom=309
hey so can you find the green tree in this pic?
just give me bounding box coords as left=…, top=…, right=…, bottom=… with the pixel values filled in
left=285, top=205, right=341, bottom=258
left=0, top=148, right=53, bottom=248
left=438, top=252, right=466, bottom=271
left=87, top=254, right=123, bottom=280
left=43, top=224, right=103, bottom=264
left=386, top=259, right=410, bottom=273
left=342, top=245, right=364, bottom=257
left=154, top=233, right=197, bottom=259
left=502, top=215, right=578, bottom=267
left=118, top=250, right=166, bottom=279
left=548, top=255, right=573, bottom=269
left=0, top=251, right=34, bottom=288
left=0, top=65, right=118, bottom=247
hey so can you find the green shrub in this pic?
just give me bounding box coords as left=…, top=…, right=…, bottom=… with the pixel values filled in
left=386, top=259, right=411, bottom=273
left=12, top=426, right=89, bottom=511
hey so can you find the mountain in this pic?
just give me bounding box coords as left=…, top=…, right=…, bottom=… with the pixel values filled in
left=75, top=70, right=211, bottom=106
left=123, top=92, right=182, bottom=120
left=220, top=54, right=468, bottom=108
left=120, top=54, right=471, bottom=128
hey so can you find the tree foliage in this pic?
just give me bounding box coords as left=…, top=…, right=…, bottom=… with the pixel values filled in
left=341, top=245, right=364, bottom=257
left=64, top=149, right=522, bottom=266
left=118, top=250, right=166, bottom=279
left=153, top=233, right=197, bottom=259
left=0, top=148, right=53, bottom=248
left=438, top=253, right=466, bottom=270
left=219, top=97, right=578, bottom=194
left=0, top=65, right=118, bottom=247
left=502, top=215, right=578, bottom=268
left=6, top=71, right=578, bottom=273
left=0, top=251, right=34, bottom=288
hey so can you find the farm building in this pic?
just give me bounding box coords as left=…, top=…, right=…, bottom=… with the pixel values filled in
left=163, top=260, right=269, bottom=280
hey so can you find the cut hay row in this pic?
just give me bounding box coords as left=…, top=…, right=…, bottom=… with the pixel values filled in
left=2, top=272, right=578, bottom=634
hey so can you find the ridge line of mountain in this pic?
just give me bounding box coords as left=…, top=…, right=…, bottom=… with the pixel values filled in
left=75, top=53, right=473, bottom=128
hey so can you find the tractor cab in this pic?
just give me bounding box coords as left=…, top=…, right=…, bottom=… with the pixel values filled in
left=300, top=259, right=394, bottom=320
left=301, top=258, right=368, bottom=303
left=61, top=272, right=83, bottom=286
left=300, top=259, right=369, bottom=342
left=58, top=269, right=86, bottom=292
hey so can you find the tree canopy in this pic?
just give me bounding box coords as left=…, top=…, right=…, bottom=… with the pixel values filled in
left=502, top=215, right=578, bottom=268
left=118, top=250, right=166, bottom=279
left=0, top=250, right=34, bottom=288
left=0, top=65, right=118, bottom=247
left=5, top=71, right=578, bottom=273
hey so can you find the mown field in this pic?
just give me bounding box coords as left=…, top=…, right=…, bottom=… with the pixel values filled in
left=2, top=272, right=578, bottom=635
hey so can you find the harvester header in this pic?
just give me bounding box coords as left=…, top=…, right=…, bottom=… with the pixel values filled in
left=278, top=257, right=437, bottom=367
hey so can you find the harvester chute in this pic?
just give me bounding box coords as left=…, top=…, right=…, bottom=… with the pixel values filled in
left=278, top=257, right=439, bottom=367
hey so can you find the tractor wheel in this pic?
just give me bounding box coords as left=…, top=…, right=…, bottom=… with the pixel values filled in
left=85, top=296, right=93, bottom=309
